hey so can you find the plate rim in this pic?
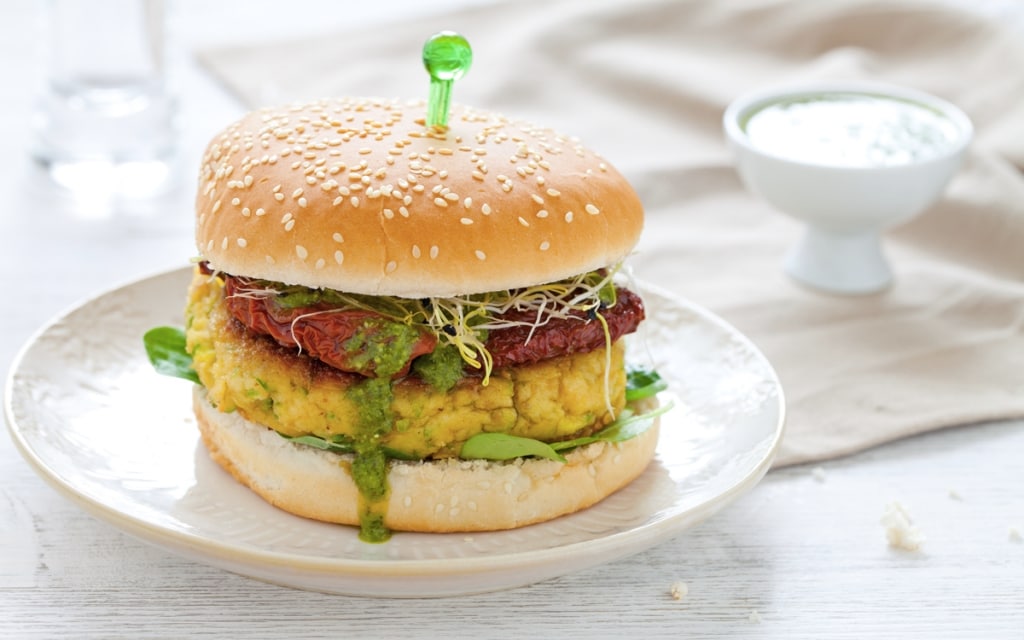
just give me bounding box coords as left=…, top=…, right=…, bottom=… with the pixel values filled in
left=4, top=266, right=786, bottom=586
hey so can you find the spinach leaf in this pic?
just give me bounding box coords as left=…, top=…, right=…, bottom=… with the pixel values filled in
left=460, top=433, right=566, bottom=463
left=143, top=326, right=200, bottom=384
left=625, top=366, right=668, bottom=401
left=281, top=433, right=420, bottom=461
left=284, top=434, right=354, bottom=455
left=460, top=401, right=672, bottom=463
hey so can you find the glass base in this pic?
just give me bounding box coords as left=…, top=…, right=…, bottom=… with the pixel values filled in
left=36, top=157, right=173, bottom=198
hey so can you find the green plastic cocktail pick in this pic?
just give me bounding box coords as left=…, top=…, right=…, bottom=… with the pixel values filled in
left=422, top=31, right=472, bottom=128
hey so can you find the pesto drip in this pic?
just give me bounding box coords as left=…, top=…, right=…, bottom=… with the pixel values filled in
left=344, top=319, right=425, bottom=543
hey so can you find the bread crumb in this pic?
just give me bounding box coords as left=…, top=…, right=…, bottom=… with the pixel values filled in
left=1009, top=526, right=1022, bottom=543
left=748, top=610, right=762, bottom=623
left=669, top=581, right=688, bottom=601
left=811, top=466, right=826, bottom=482
left=881, top=501, right=925, bottom=551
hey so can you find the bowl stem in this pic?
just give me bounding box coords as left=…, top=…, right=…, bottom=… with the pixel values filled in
left=785, top=226, right=893, bottom=294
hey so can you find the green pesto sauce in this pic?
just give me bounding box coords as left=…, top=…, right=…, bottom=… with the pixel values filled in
left=348, top=376, right=395, bottom=543
left=351, top=443, right=389, bottom=501
left=344, top=319, right=429, bottom=543
left=271, top=285, right=346, bottom=309
left=343, top=318, right=425, bottom=377
left=411, top=343, right=464, bottom=392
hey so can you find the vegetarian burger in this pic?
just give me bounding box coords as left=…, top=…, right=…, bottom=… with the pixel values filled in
left=182, top=98, right=658, bottom=542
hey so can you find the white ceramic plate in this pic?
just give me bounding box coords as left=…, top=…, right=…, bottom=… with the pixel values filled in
left=5, top=267, right=784, bottom=597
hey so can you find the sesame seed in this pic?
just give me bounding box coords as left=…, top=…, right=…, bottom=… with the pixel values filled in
left=332, top=196, right=343, bottom=206
left=255, top=208, right=266, bottom=216
left=284, top=219, right=295, bottom=231
left=547, top=188, right=561, bottom=197
left=281, top=212, right=292, bottom=223
left=536, top=209, right=548, bottom=218
left=359, top=147, right=372, bottom=155
left=385, top=260, right=397, bottom=273
left=295, top=245, right=308, bottom=260
left=265, top=255, right=275, bottom=264
left=332, top=232, right=344, bottom=243
left=241, top=207, right=251, bottom=217
left=475, top=250, right=486, bottom=261
left=305, top=176, right=317, bottom=185
left=460, top=217, right=473, bottom=225
left=565, top=211, right=574, bottom=222
left=220, top=237, right=228, bottom=250
left=231, top=197, right=241, bottom=206
left=237, top=238, right=247, bottom=248
left=481, top=203, right=492, bottom=215
left=434, top=197, right=448, bottom=208
left=463, top=197, right=473, bottom=209
left=350, top=196, right=360, bottom=208
left=540, top=241, right=550, bottom=251
left=444, top=192, right=459, bottom=202
left=412, top=245, right=421, bottom=258
left=298, top=197, right=308, bottom=208
left=274, top=193, right=285, bottom=202
left=586, top=203, right=600, bottom=215
left=334, top=250, right=344, bottom=265
left=292, top=188, right=303, bottom=198
left=429, top=245, right=439, bottom=259
left=211, top=199, right=222, bottom=213
left=518, top=216, right=529, bottom=227
left=244, top=175, right=253, bottom=187
left=383, top=209, right=394, bottom=219
left=315, top=258, right=325, bottom=270
left=471, top=171, right=485, bottom=181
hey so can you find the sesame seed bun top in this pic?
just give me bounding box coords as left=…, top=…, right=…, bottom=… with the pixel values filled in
left=195, top=98, right=644, bottom=297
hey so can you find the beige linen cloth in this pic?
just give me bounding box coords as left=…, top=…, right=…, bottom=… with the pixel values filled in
left=197, top=0, right=1024, bottom=467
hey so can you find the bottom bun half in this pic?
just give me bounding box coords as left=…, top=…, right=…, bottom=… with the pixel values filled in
left=193, top=388, right=661, bottom=533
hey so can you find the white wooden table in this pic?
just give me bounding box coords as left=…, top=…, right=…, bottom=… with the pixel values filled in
left=2, top=1, right=1021, bottom=637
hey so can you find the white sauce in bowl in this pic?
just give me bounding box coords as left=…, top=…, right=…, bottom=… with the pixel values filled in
left=742, top=93, right=962, bottom=167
